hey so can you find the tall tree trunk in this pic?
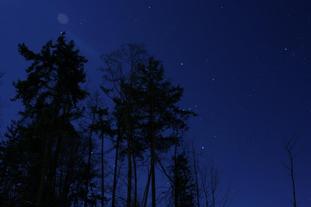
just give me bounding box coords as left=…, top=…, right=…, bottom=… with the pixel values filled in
left=193, top=146, right=200, bottom=207
left=84, top=123, right=94, bottom=207
left=133, top=155, right=138, bottom=207
left=36, top=135, right=50, bottom=206
left=111, top=134, right=121, bottom=207
left=151, top=142, right=156, bottom=207
left=285, top=139, right=298, bottom=207
left=149, top=87, right=156, bottom=207
left=290, top=159, right=297, bottom=207
left=101, top=133, right=105, bottom=207
left=142, top=167, right=151, bottom=207
left=288, top=149, right=297, bottom=207
left=290, top=162, right=297, bottom=207
left=48, top=108, right=70, bottom=205
left=49, top=135, right=63, bottom=203
left=127, top=138, right=132, bottom=207
left=62, top=152, right=75, bottom=207
left=173, top=145, right=178, bottom=207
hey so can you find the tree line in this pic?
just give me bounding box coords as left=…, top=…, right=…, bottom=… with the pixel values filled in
left=0, top=34, right=230, bottom=207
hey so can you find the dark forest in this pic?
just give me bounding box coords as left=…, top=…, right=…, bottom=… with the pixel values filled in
left=0, top=1, right=310, bottom=207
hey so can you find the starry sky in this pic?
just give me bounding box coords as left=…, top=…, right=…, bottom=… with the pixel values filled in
left=1, top=0, right=311, bottom=206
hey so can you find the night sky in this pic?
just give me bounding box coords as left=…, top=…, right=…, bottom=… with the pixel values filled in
left=1, top=0, right=311, bottom=206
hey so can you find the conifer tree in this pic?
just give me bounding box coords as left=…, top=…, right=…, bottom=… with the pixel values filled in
left=170, top=151, right=196, bottom=207
left=0, top=33, right=88, bottom=207
left=88, top=95, right=112, bottom=207
left=101, top=44, right=147, bottom=207
left=131, top=58, right=195, bottom=207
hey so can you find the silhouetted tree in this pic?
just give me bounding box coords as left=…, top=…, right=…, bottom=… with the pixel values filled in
left=131, top=58, right=195, bottom=207
left=199, top=163, right=231, bottom=207
left=0, top=38, right=199, bottom=207
left=101, top=44, right=147, bottom=207
left=113, top=84, right=144, bottom=207
left=284, top=138, right=299, bottom=207
left=89, top=95, right=112, bottom=207
left=0, top=33, right=88, bottom=207
left=192, top=144, right=201, bottom=207
left=170, top=151, right=196, bottom=207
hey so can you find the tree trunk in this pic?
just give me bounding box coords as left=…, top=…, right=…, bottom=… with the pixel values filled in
left=111, top=134, right=121, bottom=207
left=127, top=139, right=132, bottom=207
left=151, top=143, right=156, bottom=207
left=142, top=167, right=151, bottom=207
left=49, top=135, right=63, bottom=203
left=289, top=154, right=297, bottom=207
left=133, top=155, right=138, bottom=207
left=84, top=123, right=94, bottom=207
left=173, top=145, right=178, bottom=207
left=193, top=147, right=200, bottom=207
left=36, top=135, right=50, bottom=206
left=101, top=133, right=105, bottom=207
left=149, top=85, right=156, bottom=207
left=285, top=139, right=298, bottom=207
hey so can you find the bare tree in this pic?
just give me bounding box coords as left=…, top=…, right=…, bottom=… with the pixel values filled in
left=284, top=138, right=299, bottom=207
left=192, top=144, right=201, bottom=207
left=199, top=162, right=231, bottom=207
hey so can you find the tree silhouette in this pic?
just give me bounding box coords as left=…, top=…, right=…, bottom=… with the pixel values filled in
left=131, top=58, right=195, bottom=207
left=170, top=151, right=196, bottom=207
left=199, top=162, right=231, bottom=207
left=284, top=138, right=299, bottom=207
left=0, top=36, right=200, bottom=207
left=101, top=44, right=148, bottom=207
left=88, top=94, right=112, bottom=207
left=0, top=33, right=88, bottom=207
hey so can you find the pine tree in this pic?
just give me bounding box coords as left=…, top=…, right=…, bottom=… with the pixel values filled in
left=101, top=44, right=147, bottom=207
left=88, top=95, right=112, bottom=207
left=170, top=151, right=196, bottom=207
left=0, top=33, right=88, bottom=207
left=112, top=78, right=145, bottom=207
left=132, top=58, right=195, bottom=207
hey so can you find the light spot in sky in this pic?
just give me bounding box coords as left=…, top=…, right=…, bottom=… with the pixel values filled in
left=57, top=13, right=69, bottom=25
left=201, top=146, right=205, bottom=150
left=180, top=62, right=184, bottom=67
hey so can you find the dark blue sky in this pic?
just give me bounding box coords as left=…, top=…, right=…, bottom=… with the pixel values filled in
left=1, top=0, right=311, bottom=206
